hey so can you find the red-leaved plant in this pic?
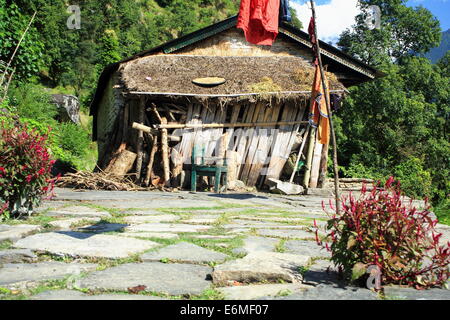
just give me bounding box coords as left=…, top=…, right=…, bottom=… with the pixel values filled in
left=0, top=122, right=57, bottom=220
left=313, top=177, right=450, bottom=289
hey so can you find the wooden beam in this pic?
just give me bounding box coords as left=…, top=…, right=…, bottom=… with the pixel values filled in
left=131, top=122, right=181, bottom=142
left=154, top=120, right=309, bottom=130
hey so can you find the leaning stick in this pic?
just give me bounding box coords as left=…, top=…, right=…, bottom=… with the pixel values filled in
left=310, top=0, right=341, bottom=214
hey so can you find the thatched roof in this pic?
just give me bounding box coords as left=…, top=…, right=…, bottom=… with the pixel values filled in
left=120, top=55, right=345, bottom=96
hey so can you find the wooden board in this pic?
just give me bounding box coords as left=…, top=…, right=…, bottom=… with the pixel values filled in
left=309, top=133, right=323, bottom=188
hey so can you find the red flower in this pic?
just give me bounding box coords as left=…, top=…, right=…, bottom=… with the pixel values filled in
left=26, top=175, right=33, bottom=183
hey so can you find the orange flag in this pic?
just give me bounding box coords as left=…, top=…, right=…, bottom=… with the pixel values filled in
left=308, top=65, right=330, bottom=145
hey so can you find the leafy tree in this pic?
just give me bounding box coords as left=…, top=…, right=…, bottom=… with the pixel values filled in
left=0, top=0, right=44, bottom=80
left=338, top=0, right=441, bottom=65
left=335, top=0, right=449, bottom=204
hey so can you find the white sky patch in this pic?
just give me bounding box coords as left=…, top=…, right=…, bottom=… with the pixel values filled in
left=291, top=0, right=361, bottom=44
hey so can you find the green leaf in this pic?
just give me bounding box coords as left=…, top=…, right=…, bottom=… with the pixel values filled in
left=347, top=236, right=357, bottom=249
left=351, top=262, right=367, bottom=281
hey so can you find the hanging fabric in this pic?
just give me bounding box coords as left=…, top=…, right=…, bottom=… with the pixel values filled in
left=279, top=0, right=292, bottom=22
left=309, top=65, right=330, bottom=145
left=237, top=0, right=281, bottom=46
left=308, top=17, right=319, bottom=65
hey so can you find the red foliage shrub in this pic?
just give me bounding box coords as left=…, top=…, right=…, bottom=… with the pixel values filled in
left=314, top=177, right=450, bottom=289
left=0, top=123, right=57, bottom=220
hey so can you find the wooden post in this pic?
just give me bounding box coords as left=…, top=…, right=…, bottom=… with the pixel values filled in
left=144, top=134, right=158, bottom=187
left=318, top=143, right=329, bottom=188
left=303, top=126, right=316, bottom=188
left=135, top=98, right=145, bottom=181
left=310, top=0, right=341, bottom=214
left=161, top=117, right=171, bottom=187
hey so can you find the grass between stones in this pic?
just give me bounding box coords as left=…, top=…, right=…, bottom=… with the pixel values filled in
left=0, top=240, right=13, bottom=250
left=275, top=239, right=287, bottom=253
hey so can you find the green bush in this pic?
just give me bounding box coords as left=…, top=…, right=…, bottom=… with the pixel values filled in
left=393, top=157, right=432, bottom=200
left=7, top=83, right=58, bottom=122
left=0, top=120, right=56, bottom=220
left=6, top=85, right=94, bottom=171
left=314, top=178, right=450, bottom=289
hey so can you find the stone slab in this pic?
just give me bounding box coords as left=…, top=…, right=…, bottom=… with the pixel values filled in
left=14, top=232, right=160, bottom=259
left=224, top=219, right=303, bottom=229
left=284, top=240, right=331, bottom=258
left=238, top=217, right=310, bottom=223
left=183, top=217, right=219, bottom=224
left=117, top=232, right=179, bottom=240
left=218, top=283, right=312, bottom=300
left=31, top=289, right=167, bottom=300
left=46, top=206, right=111, bottom=218
left=141, top=242, right=228, bottom=264
left=257, top=229, right=315, bottom=239
left=0, top=224, right=41, bottom=242
left=77, top=223, right=127, bottom=233
left=123, top=215, right=180, bottom=224
left=0, top=262, right=97, bottom=287
left=126, top=223, right=212, bottom=233
left=0, top=249, right=38, bottom=264
left=191, top=235, right=235, bottom=240
left=302, top=260, right=341, bottom=286
left=212, top=252, right=311, bottom=285
left=119, top=209, right=164, bottom=216
left=78, top=262, right=212, bottom=296
left=49, top=218, right=101, bottom=230
left=232, top=236, right=278, bottom=255
left=263, top=284, right=379, bottom=300
left=383, top=286, right=450, bottom=300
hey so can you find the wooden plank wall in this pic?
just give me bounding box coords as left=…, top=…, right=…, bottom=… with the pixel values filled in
left=170, top=99, right=309, bottom=187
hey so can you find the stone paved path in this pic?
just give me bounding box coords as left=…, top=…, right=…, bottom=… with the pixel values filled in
left=0, top=188, right=449, bottom=300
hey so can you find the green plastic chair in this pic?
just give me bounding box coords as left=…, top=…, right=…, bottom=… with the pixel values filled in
left=191, top=144, right=228, bottom=193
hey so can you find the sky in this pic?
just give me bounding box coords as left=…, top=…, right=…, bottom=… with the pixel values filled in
left=291, top=0, right=450, bottom=44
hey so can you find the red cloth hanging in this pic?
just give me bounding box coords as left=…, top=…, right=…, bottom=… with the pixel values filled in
left=237, top=0, right=280, bottom=46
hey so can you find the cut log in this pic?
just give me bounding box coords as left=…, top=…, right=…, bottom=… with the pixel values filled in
left=104, top=149, right=137, bottom=176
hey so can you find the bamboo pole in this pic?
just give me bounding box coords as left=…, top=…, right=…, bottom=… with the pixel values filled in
left=310, top=0, right=341, bottom=214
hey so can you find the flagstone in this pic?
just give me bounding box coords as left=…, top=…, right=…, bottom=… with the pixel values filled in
left=14, top=232, right=160, bottom=259
left=78, top=262, right=212, bottom=295
left=141, top=242, right=228, bottom=264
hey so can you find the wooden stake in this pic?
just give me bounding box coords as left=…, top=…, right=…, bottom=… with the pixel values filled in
left=289, top=125, right=310, bottom=183
left=310, top=0, right=341, bottom=214
left=135, top=98, right=145, bottom=181
left=303, top=126, right=316, bottom=188
left=161, top=117, right=171, bottom=187
left=144, top=134, right=158, bottom=187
